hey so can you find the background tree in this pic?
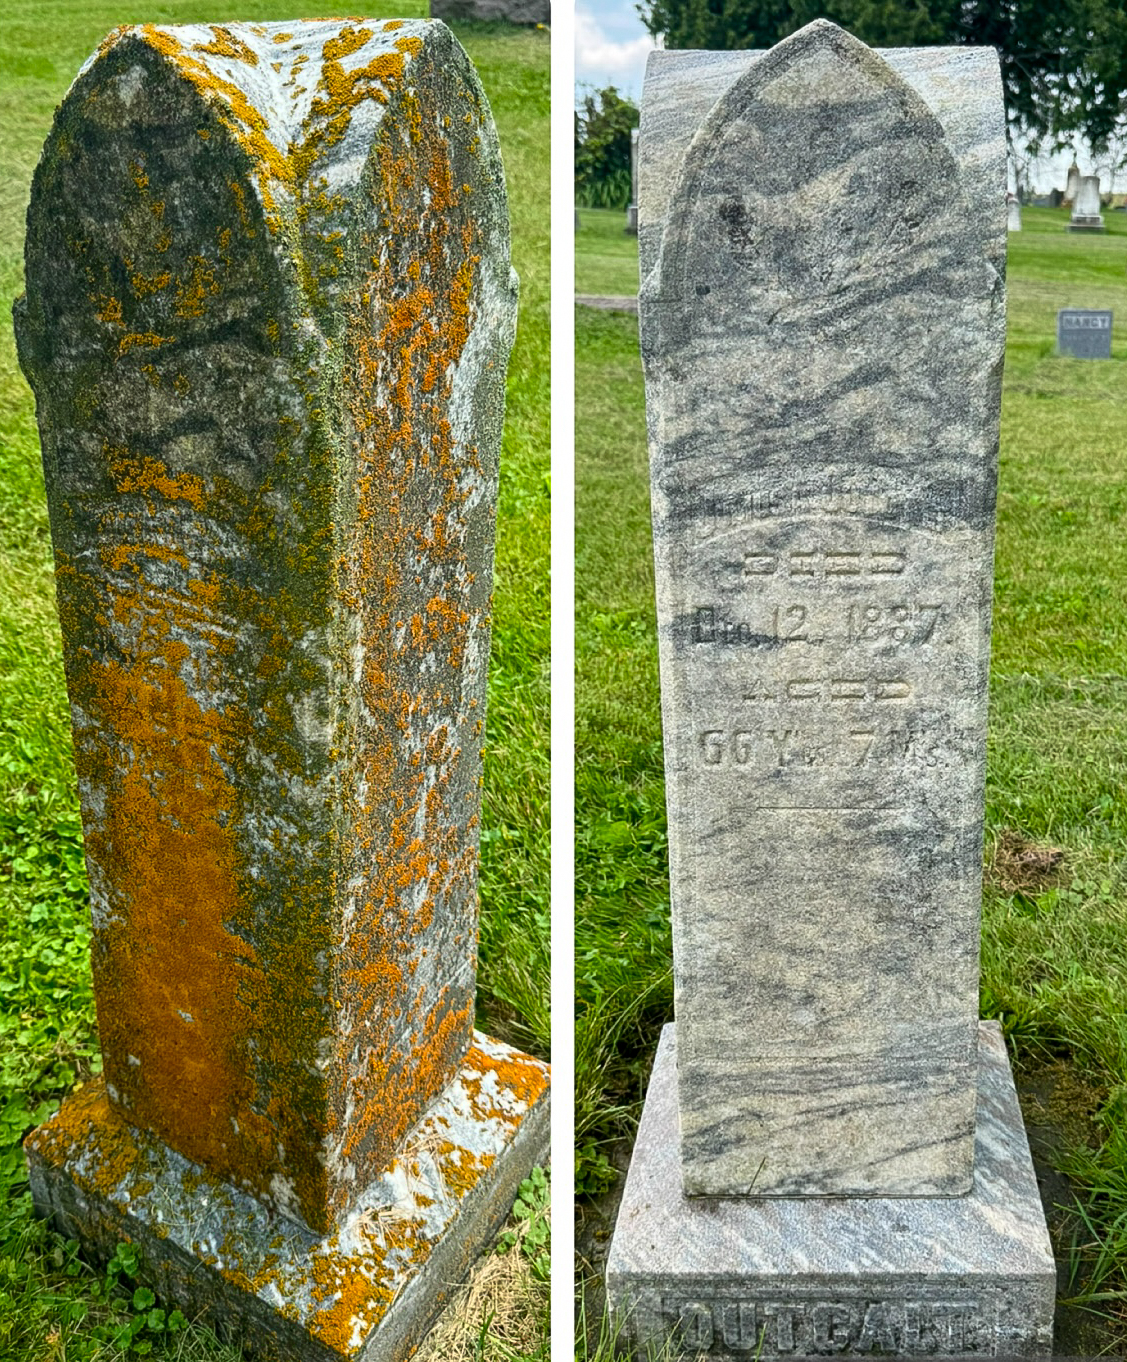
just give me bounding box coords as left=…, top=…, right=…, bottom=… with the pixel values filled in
left=575, top=86, right=639, bottom=210
left=637, top=0, right=1127, bottom=154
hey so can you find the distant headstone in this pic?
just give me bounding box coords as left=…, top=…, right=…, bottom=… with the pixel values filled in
left=626, top=126, right=639, bottom=235
left=1058, top=309, right=1113, bottom=359
left=1069, top=174, right=1105, bottom=231
left=1008, top=194, right=1022, bottom=231
left=16, top=20, right=549, bottom=1359
left=607, top=20, right=1054, bottom=1359
left=1049, top=187, right=1063, bottom=208
left=431, top=0, right=549, bottom=21
left=1064, top=158, right=1081, bottom=204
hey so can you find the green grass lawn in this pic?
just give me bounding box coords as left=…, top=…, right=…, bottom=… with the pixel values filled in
left=576, top=204, right=1127, bottom=1352
left=0, top=7, right=548, bottom=1360
left=574, top=208, right=640, bottom=297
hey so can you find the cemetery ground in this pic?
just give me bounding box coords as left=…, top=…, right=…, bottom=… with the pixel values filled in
left=0, top=4, right=549, bottom=1360
left=576, top=205, right=1127, bottom=1356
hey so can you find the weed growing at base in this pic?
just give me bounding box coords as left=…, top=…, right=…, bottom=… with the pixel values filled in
left=0, top=6, right=548, bottom=1359
left=575, top=205, right=1127, bottom=1344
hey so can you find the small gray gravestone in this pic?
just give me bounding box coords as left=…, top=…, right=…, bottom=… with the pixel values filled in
left=625, top=126, right=639, bottom=235
left=15, top=20, right=549, bottom=1360
left=1069, top=174, right=1105, bottom=231
left=1007, top=194, right=1022, bottom=231
left=606, top=21, right=1055, bottom=1359
left=1058, top=309, right=1113, bottom=358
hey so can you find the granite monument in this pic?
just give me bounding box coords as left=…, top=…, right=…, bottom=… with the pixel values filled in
left=606, top=21, right=1055, bottom=1358
left=16, top=19, right=549, bottom=1361
left=1069, top=174, right=1105, bottom=232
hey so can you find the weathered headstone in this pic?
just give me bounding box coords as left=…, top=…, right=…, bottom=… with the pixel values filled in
left=1064, top=158, right=1081, bottom=204
left=607, top=21, right=1055, bottom=1358
left=430, top=0, right=549, bottom=23
left=625, top=126, right=639, bottom=235
left=1069, top=173, right=1105, bottom=231
left=1058, top=308, right=1113, bottom=359
left=15, top=20, right=549, bottom=1360
left=1008, top=193, right=1022, bottom=231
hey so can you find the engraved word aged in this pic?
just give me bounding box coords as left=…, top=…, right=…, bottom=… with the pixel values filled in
left=740, top=676, right=913, bottom=704
left=664, top=1295, right=984, bottom=1355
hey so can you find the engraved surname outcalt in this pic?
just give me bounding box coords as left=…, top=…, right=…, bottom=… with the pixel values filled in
left=812, top=1302, right=852, bottom=1352
left=720, top=1301, right=761, bottom=1351
left=676, top=1300, right=713, bottom=1348
left=856, top=1302, right=899, bottom=1352
left=762, top=1302, right=805, bottom=1352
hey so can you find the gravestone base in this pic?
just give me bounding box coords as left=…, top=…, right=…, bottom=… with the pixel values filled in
left=607, top=1023, right=1054, bottom=1359
left=1067, top=215, right=1105, bottom=232
left=26, top=1033, right=549, bottom=1362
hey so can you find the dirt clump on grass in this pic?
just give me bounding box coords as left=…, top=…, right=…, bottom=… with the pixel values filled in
left=988, top=829, right=1067, bottom=895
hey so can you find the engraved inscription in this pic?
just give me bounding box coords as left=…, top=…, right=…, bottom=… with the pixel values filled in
left=689, top=603, right=945, bottom=648
left=662, top=1296, right=986, bottom=1355
left=739, top=677, right=913, bottom=703
left=742, top=548, right=906, bottom=578
left=698, top=724, right=949, bottom=770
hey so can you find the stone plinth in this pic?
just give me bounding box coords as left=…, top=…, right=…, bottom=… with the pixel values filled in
left=638, top=20, right=1004, bottom=1200
left=607, top=1024, right=1054, bottom=1359
left=28, top=1036, right=549, bottom=1362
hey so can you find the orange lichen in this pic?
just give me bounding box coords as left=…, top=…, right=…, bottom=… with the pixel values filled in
left=194, top=26, right=259, bottom=65
left=118, top=330, right=173, bottom=354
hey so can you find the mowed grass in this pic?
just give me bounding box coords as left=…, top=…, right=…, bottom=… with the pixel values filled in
left=0, top=6, right=548, bottom=1360
left=575, top=204, right=1127, bottom=1346
left=574, top=208, right=640, bottom=297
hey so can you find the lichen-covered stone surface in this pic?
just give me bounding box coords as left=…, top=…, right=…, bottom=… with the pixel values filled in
left=607, top=1023, right=1055, bottom=1359
left=638, top=21, right=1007, bottom=1197
left=15, top=19, right=519, bottom=1237
left=27, top=1033, right=549, bottom=1362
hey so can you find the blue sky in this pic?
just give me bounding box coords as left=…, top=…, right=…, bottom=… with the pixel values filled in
left=575, top=0, right=658, bottom=104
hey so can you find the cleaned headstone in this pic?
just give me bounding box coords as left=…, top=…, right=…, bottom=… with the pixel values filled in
left=1069, top=174, right=1105, bottom=231
left=625, top=126, right=639, bottom=235
left=1058, top=308, right=1113, bottom=359
left=16, top=19, right=549, bottom=1360
left=607, top=21, right=1054, bottom=1358
left=1008, top=194, right=1022, bottom=231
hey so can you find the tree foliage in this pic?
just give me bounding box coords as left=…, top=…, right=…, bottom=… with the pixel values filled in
left=637, top=0, right=1127, bottom=151
left=575, top=87, right=639, bottom=209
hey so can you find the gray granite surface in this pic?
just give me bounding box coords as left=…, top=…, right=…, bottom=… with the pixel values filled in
left=639, top=21, right=1007, bottom=1197
left=606, top=1023, right=1055, bottom=1358
left=638, top=40, right=1006, bottom=288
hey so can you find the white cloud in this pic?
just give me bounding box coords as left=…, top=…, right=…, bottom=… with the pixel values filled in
left=575, top=6, right=658, bottom=102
